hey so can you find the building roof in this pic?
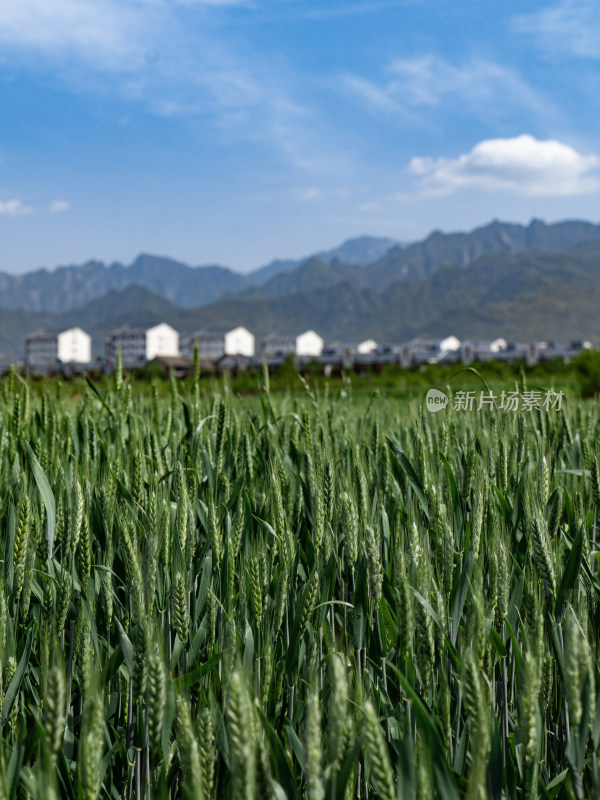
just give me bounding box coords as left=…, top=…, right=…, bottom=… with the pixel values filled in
left=108, top=325, right=152, bottom=337
left=108, top=322, right=177, bottom=337
left=297, top=329, right=323, bottom=339
left=26, top=327, right=88, bottom=341
left=26, top=329, right=60, bottom=341
left=148, top=355, right=194, bottom=369
left=185, top=327, right=252, bottom=339
left=261, top=332, right=297, bottom=342
left=217, top=353, right=256, bottom=364
left=185, top=329, right=223, bottom=338
left=406, top=339, right=439, bottom=351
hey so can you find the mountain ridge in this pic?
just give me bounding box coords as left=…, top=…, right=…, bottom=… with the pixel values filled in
left=2, top=218, right=599, bottom=316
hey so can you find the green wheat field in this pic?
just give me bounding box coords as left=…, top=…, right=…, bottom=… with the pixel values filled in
left=0, top=362, right=599, bottom=799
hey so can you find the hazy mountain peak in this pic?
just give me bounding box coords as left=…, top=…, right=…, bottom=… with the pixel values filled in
left=246, top=235, right=398, bottom=287
left=2, top=218, right=600, bottom=330
left=313, top=235, right=399, bottom=266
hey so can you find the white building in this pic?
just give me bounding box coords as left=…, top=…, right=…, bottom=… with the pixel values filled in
left=182, top=327, right=255, bottom=361
left=399, top=335, right=462, bottom=366
left=490, top=337, right=508, bottom=353
left=439, top=335, right=461, bottom=352
left=25, top=327, right=91, bottom=365
left=357, top=339, right=378, bottom=354
left=106, top=323, right=179, bottom=365
left=296, top=330, right=324, bottom=357
left=261, top=330, right=323, bottom=358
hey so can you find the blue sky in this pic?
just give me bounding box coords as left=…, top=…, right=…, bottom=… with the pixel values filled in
left=0, top=0, right=598, bottom=274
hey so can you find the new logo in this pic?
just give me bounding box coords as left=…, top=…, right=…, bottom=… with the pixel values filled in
left=426, top=389, right=448, bottom=412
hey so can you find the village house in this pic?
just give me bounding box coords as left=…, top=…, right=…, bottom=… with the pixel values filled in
left=105, top=323, right=179, bottom=365
left=181, top=326, right=255, bottom=361
left=459, top=338, right=509, bottom=364
left=357, top=339, right=378, bottom=354
left=399, top=335, right=461, bottom=367
left=261, top=330, right=324, bottom=358
left=146, top=355, right=195, bottom=378
left=296, top=330, right=324, bottom=357
left=260, top=333, right=296, bottom=357
left=25, top=327, right=91, bottom=365
left=320, top=338, right=378, bottom=368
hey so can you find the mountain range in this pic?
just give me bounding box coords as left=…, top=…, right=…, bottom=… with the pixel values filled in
left=0, top=235, right=401, bottom=313
left=1, top=218, right=599, bottom=360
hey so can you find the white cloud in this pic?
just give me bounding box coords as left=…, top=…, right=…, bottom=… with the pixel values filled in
left=49, top=200, right=70, bottom=213
left=343, top=55, right=553, bottom=123
left=0, top=1, right=331, bottom=172
left=0, top=199, right=32, bottom=216
left=392, top=57, right=547, bottom=114
left=0, top=0, right=244, bottom=68
left=408, top=135, right=599, bottom=197
left=514, top=0, right=600, bottom=59
left=343, top=75, right=401, bottom=114
left=175, top=0, right=248, bottom=5
left=0, top=0, right=151, bottom=69
left=290, top=187, right=322, bottom=202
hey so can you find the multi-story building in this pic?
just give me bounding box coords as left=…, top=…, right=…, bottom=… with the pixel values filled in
left=357, top=338, right=378, bottom=354
left=106, top=323, right=179, bottom=365
left=260, top=333, right=296, bottom=357
left=181, top=327, right=254, bottom=361
left=25, top=327, right=91, bottom=365
left=261, top=330, right=324, bottom=358
left=296, top=330, right=324, bottom=357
